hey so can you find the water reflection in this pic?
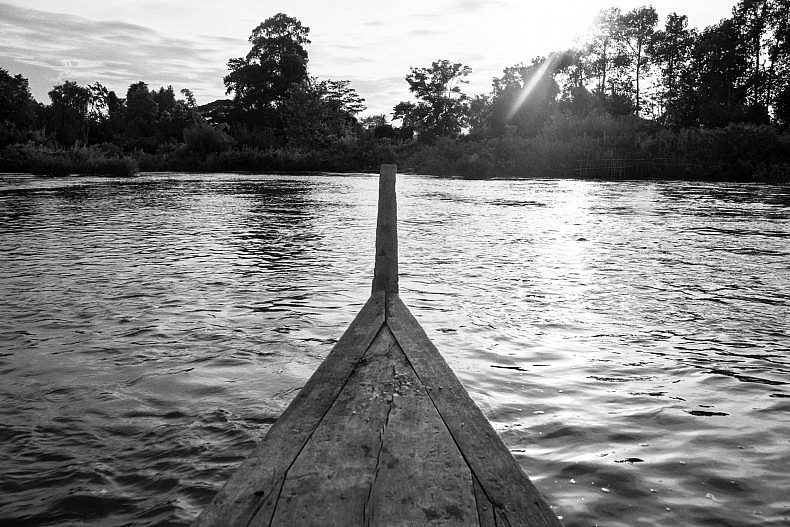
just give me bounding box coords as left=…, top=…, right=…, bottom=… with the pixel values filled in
left=0, top=174, right=788, bottom=526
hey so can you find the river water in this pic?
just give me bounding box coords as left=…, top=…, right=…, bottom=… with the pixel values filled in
left=0, top=172, right=788, bottom=526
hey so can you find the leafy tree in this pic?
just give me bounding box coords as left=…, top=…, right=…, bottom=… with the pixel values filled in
left=180, top=88, right=197, bottom=108
left=554, top=49, right=589, bottom=93
left=149, top=85, right=197, bottom=141
left=224, top=13, right=311, bottom=128
left=360, top=114, right=388, bottom=129
left=734, top=0, right=771, bottom=109
left=0, top=69, right=36, bottom=145
left=776, top=84, right=790, bottom=125
left=65, top=82, right=110, bottom=144
left=392, top=101, right=421, bottom=130
left=651, top=13, right=696, bottom=126
left=620, top=6, right=658, bottom=115
left=481, top=58, right=560, bottom=137
left=553, top=50, right=600, bottom=116
left=764, top=1, right=790, bottom=117
left=104, top=90, right=125, bottom=138
left=588, top=8, right=627, bottom=96
left=394, top=59, right=472, bottom=141
left=46, top=81, right=92, bottom=146
left=467, top=94, right=492, bottom=138
left=124, top=81, right=158, bottom=149
left=152, top=85, right=176, bottom=117
left=283, top=78, right=365, bottom=146
left=360, top=114, right=397, bottom=139
left=692, top=19, right=752, bottom=126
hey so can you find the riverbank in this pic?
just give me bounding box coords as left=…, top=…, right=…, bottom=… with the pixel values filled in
left=397, top=120, right=790, bottom=184
left=2, top=120, right=789, bottom=183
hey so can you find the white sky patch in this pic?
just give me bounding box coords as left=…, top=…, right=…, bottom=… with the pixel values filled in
left=0, top=0, right=736, bottom=116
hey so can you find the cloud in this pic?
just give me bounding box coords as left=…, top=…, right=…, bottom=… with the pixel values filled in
left=0, top=2, right=238, bottom=105
left=452, top=0, right=487, bottom=12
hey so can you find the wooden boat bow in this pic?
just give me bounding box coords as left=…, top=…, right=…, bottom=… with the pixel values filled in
left=194, top=165, right=562, bottom=526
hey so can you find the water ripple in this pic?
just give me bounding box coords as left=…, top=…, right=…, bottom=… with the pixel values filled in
left=0, top=174, right=788, bottom=525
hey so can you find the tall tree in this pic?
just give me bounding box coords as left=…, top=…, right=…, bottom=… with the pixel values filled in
left=554, top=48, right=589, bottom=92
left=651, top=13, right=696, bottom=125
left=620, top=6, right=659, bottom=115
left=391, top=101, right=424, bottom=139
left=553, top=50, right=598, bottom=116
left=47, top=81, right=91, bottom=146
left=588, top=8, right=626, bottom=96
left=394, top=59, right=472, bottom=140
left=766, top=0, right=790, bottom=122
left=152, top=85, right=197, bottom=141
left=0, top=69, right=36, bottom=145
left=734, top=0, right=770, bottom=109
left=692, top=19, right=752, bottom=126
left=483, top=58, right=560, bottom=137
left=105, top=90, right=125, bottom=138
left=125, top=81, right=158, bottom=147
left=283, top=78, right=365, bottom=146
left=180, top=88, right=197, bottom=108
left=224, top=13, right=311, bottom=128
left=84, top=82, right=108, bottom=144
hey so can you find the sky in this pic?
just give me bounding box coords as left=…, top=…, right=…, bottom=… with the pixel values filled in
left=1, top=0, right=736, bottom=117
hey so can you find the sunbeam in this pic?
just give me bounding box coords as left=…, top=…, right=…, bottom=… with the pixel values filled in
left=506, top=53, right=558, bottom=122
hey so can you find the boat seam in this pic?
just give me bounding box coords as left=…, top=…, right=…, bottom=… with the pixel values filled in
left=387, top=303, right=558, bottom=526
left=386, top=300, right=505, bottom=527
left=363, top=360, right=396, bottom=526
left=245, top=320, right=387, bottom=527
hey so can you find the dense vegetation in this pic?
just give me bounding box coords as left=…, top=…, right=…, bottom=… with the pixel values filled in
left=1, top=2, right=789, bottom=182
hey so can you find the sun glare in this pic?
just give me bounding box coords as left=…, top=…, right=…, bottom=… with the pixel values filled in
left=506, top=54, right=558, bottom=121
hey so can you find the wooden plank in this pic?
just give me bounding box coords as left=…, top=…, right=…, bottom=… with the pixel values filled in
left=473, top=475, right=497, bottom=527
left=372, top=164, right=398, bottom=294
left=366, top=326, right=478, bottom=526
left=385, top=294, right=562, bottom=527
left=193, top=292, right=386, bottom=527
left=495, top=509, right=512, bottom=527
left=265, top=325, right=396, bottom=526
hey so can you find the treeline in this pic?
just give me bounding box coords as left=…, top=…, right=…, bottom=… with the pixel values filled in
left=1, top=2, right=789, bottom=182
left=390, top=1, right=790, bottom=181
left=0, top=14, right=392, bottom=176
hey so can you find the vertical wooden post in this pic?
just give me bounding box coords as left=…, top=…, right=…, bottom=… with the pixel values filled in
left=372, top=164, right=398, bottom=294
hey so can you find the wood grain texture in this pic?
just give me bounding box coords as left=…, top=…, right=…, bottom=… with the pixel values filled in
left=372, top=164, right=398, bottom=294
left=193, top=292, right=386, bottom=527
left=385, top=294, right=562, bottom=527
left=366, top=326, right=478, bottom=526
left=473, top=475, right=497, bottom=527
left=266, top=326, right=397, bottom=526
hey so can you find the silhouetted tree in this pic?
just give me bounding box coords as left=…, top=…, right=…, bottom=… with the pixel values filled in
left=620, top=6, right=658, bottom=114
left=0, top=68, right=36, bottom=146
left=588, top=8, right=627, bottom=96
left=46, top=81, right=92, bottom=146
left=283, top=78, right=365, bottom=147
left=393, top=59, right=472, bottom=141
left=124, top=81, right=158, bottom=149
left=692, top=19, right=752, bottom=126
left=768, top=0, right=790, bottom=124
left=224, top=13, right=311, bottom=129
left=104, top=90, right=125, bottom=139
left=481, top=58, right=560, bottom=137
left=148, top=85, right=197, bottom=142
left=734, top=0, right=771, bottom=110
left=651, top=13, right=696, bottom=126
left=180, top=88, right=197, bottom=108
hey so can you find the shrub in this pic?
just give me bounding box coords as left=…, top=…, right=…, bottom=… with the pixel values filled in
left=0, top=143, right=136, bottom=177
